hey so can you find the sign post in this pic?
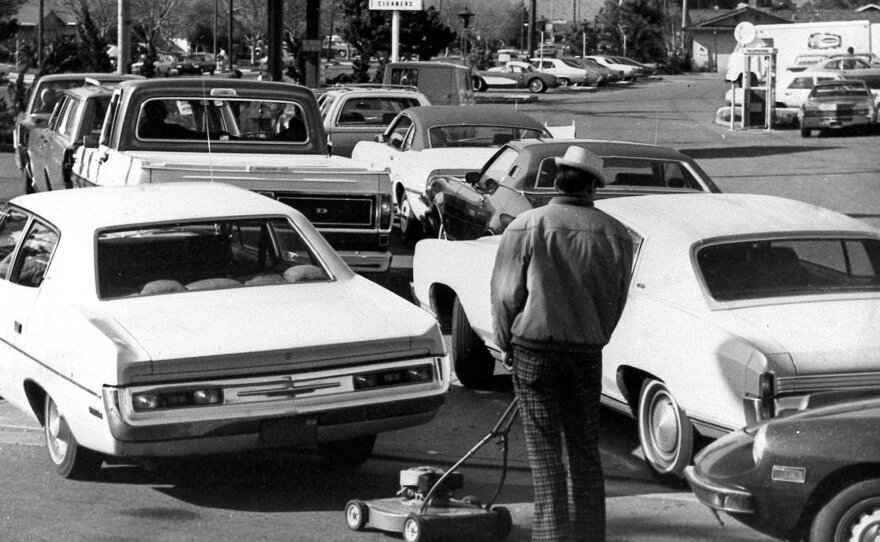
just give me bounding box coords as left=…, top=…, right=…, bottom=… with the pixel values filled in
left=368, top=0, right=423, bottom=63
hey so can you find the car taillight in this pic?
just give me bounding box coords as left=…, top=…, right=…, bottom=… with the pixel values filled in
left=757, top=372, right=776, bottom=420
left=379, top=193, right=392, bottom=230
left=132, top=388, right=224, bottom=411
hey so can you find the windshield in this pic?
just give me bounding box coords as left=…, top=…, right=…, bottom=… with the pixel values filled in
left=97, top=217, right=330, bottom=299
left=428, top=125, right=544, bottom=148
left=698, top=238, right=880, bottom=301
left=812, top=82, right=870, bottom=98
left=136, top=98, right=309, bottom=143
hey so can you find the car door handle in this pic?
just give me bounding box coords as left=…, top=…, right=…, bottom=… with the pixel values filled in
left=14, top=321, right=22, bottom=334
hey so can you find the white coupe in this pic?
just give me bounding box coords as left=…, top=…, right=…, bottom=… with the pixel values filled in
left=0, top=183, right=449, bottom=479
left=412, top=193, right=880, bottom=483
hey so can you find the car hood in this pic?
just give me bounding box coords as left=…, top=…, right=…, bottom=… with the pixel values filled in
left=101, top=277, right=442, bottom=376
left=727, top=297, right=880, bottom=374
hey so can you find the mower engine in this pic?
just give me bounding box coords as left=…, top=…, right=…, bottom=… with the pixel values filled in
left=397, top=466, right=464, bottom=506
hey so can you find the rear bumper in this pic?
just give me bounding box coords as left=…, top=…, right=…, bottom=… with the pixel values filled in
left=801, top=114, right=874, bottom=129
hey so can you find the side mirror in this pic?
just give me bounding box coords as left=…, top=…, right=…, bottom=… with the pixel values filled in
left=82, top=135, right=99, bottom=148
left=464, top=171, right=480, bottom=185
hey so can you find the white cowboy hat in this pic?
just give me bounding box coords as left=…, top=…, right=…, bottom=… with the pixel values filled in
left=554, top=146, right=606, bottom=187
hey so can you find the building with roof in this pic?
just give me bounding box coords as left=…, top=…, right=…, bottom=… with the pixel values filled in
left=685, top=2, right=880, bottom=72
left=11, top=0, right=79, bottom=43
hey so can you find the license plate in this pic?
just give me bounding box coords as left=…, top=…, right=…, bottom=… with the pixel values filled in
left=260, top=417, right=318, bottom=446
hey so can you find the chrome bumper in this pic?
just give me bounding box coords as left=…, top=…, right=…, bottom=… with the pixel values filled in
left=684, top=466, right=755, bottom=515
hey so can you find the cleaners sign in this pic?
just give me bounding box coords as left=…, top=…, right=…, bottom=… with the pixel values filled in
left=369, top=0, right=423, bottom=10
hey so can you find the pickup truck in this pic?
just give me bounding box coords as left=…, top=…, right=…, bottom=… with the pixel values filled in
left=71, top=78, right=393, bottom=273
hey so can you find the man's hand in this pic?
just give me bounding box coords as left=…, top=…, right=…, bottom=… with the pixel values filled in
left=501, top=351, right=514, bottom=371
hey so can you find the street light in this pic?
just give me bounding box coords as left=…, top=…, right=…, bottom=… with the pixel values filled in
left=458, top=6, right=474, bottom=58
left=618, top=23, right=628, bottom=57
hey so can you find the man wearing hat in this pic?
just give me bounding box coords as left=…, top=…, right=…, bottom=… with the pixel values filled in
left=491, top=145, right=632, bottom=541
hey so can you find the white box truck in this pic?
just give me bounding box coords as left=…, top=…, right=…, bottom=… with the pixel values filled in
left=726, top=20, right=877, bottom=84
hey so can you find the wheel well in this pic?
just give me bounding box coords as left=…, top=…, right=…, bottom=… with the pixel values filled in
left=23, top=380, right=48, bottom=426
left=792, top=465, right=880, bottom=539
left=616, top=366, right=653, bottom=416
left=429, top=283, right=456, bottom=334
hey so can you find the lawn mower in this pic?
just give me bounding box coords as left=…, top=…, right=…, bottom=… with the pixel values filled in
left=344, top=398, right=520, bottom=542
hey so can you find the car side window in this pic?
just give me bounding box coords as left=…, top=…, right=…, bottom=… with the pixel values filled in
left=59, top=99, right=81, bottom=139
left=535, top=157, right=558, bottom=188
left=0, top=209, right=30, bottom=280
left=10, top=220, right=58, bottom=289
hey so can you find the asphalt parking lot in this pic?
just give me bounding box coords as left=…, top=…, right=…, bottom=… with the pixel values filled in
left=1, top=72, right=878, bottom=541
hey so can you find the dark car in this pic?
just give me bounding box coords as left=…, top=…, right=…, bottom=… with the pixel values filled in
left=424, top=138, right=721, bottom=240
left=187, top=52, right=217, bottom=75
left=26, top=83, right=114, bottom=192
left=685, top=392, right=880, bottom=541
left=13, top=73, right=143, bottom=193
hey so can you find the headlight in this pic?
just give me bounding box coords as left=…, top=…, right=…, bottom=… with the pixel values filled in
left=752, top=423, right=768, bottom=465
left=353, top=364, right=434, bottom=390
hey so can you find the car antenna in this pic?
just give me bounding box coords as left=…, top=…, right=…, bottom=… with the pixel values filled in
left=202, top=79, right=215, bottom=183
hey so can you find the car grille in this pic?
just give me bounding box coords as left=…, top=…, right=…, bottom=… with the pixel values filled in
left=276, top=195, right=375, bottom=228
left=776, top=371, right=880, bottom=395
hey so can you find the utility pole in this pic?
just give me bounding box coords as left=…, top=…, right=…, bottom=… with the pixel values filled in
left=117, top=0, right=130, bottom=74
left=37, top=0, right=43, bottom=69
left=228, top=0, right=234, bottom=72
left=528, top=0, right=537, bottom=58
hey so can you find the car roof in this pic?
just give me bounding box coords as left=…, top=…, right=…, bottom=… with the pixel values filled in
left=814, top=79, right=868, bottom=87
left=10, top=183, right=294, bottom=233
left=35, top=73, right=143, bottom=83
left=509, top=138, right=692, bottom=160
left=320, top=85, right=427, bottom=98
left=404, top=105, right=545, bottom=128
left=596, top=193, right=878, bottom=242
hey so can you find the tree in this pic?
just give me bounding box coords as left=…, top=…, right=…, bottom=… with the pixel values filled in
left=594, top=0, right=667, bottom=62
left=77, top=2, right=113, bottom=72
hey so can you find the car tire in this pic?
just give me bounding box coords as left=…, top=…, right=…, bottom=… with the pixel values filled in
left=344, top=499, right=370, bottom=531
left=318, top=434, right=376, bottom=467
left=810, top=479, right=880, bottom=542
left=451, top=297, right=495, bottom=389
left=558, top=77, right=571, bottom=87
left=44, top=395, right=103, bottom=479
left=528, top=78, right=546, bottom=93
left=800, top=126, right=811, bottom=137
left=398, top=195, right=423, bottom=246
left=637, top=379, right=693, bottom=486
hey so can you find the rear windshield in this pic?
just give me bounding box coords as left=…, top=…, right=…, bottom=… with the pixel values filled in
left=97, top=217, right=329, bottom=299
left=698, top=238, right=880, bottom=301
left=136, top=98, right=310, bottom=143
left=428, top=125, right=544, bottom=148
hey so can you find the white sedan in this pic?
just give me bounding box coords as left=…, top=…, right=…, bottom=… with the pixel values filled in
left=412, top=193, right=880, bottom=483
left=0, top=183, right=449, bottom=479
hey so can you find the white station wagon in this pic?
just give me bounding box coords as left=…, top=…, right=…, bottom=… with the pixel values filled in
left=0, top=183, right=449, bottom=479
left=412, top=193, right=880, bottom=483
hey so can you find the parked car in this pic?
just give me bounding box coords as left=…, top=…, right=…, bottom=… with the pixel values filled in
left=686, top=392, right=880, bottom=541
left=424, top=139, right=721, bottom=241
left=806, top=55, right=880, bottom=88
left=350, top=105, right=550, bottom=243
left=0, top=182, right=450, bottom=479
left=774, top=71, right=843, bottom=108
left=411, top=193, right=880, bottom=483
left=316, top=85, right=430, bottom=157
left=610, top=56, right=654, bottom=76
left=576, top=57, right=623, bottom=83
left=187, top=52, right=217, bottom=75
left=561, top=57, right=612, bottom=85
left=530, top=57, right=595, bottom=87
left=132, top=53, right=201, bottom=77
left=473, top=61, right=558, bottom=93
left=798, top=79, right=877, bottom=137
left=26, top=83, right=114, bottom=192
left=13, top=73, right=142, bottom=194
left=585, top=55, right=640, bottom=80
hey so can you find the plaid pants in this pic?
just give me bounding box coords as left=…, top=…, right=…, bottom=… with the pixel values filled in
left=512, top=345, right=605, bottom=542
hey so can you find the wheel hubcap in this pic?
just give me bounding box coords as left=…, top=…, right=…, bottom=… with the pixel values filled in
left=46, top=400, right=70, bottom=463
left=649, top=393, right=680, bottom=463
left=844, top=504, right=880, bottom=542
left=346, top=506, right=361, bottom=526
